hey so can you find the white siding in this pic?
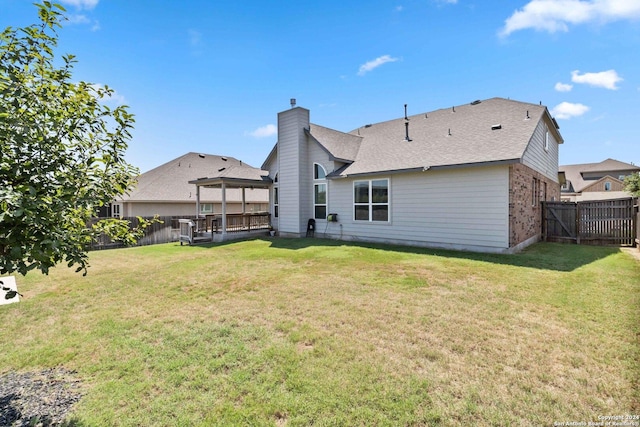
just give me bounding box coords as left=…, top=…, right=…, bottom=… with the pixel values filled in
left=522, top=118, right=560, bottom=182
left=325, top=166, right=511, bottom=252
left=277, top=107, right=310, bottom=236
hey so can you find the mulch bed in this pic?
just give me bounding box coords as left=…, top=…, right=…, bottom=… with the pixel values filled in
left=0, top=368, right=83, bottom=426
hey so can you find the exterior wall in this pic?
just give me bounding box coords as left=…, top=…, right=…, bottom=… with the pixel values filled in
left=509, top=163, right=560, bottom=247
left=582, top=178, right=625, bottom=193
left=324, top=165, right=511, bottom=252
left=521, top=118, right=560, bottom=182
left=121, top=202, right=250, bottom=217
left=277, top=107, right=310, bottom=236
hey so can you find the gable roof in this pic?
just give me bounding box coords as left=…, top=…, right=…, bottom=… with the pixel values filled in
left=314, top=97, right=561, bottom=177
left=559, top=158, right=640, bottom=193
left=118, top=152, right=269, bottom=203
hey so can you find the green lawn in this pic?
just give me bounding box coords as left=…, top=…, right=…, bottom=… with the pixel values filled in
left=1, top=239, right=639, bottom=426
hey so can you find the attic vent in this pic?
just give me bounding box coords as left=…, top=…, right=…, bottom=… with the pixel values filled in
left=470, top=100, right=481, bottom=105
left=364, top=124, right=372, bottom=128
left=491, top=124, right=502, bottom=130
left=218, top=167, right=226, bottom=172
left=198, top=153, right=205, bottom=158
left=221, top=157, right=228, bottom=161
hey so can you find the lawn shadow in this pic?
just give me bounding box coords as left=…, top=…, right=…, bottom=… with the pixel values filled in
left=266, top=238, right=626, bottom=272
left=178, top=236, right=629, bottom=272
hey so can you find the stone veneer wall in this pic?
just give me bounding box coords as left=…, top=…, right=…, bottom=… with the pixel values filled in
left=509, top=163, right=561, bottom=248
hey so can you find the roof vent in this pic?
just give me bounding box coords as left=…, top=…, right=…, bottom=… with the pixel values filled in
left=218, top=167, right=226, bottom=172
left=364, top=124, right=372, bottom=128
left=452, top=106, right=455, bottom=113
left=221, top=157, right=228, bottom=161
left=198, top=153, right=205, bottom=158
left=491, top=124, right=502, bottom=130
left=404, top=104, right=412, bottom=142
left=290, top=98, right=296, bottom=108
left=525, top=110, right=530, bottom=120
left=470, top=100, right=481, bottom=105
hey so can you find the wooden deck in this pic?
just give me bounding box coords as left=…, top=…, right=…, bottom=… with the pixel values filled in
left=179, top=212, right=271, bottom=245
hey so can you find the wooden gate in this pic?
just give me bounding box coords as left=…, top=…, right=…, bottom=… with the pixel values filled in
left=543, top=198, right=637, bottom=246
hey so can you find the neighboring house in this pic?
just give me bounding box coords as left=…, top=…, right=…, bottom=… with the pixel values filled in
left=111, top=152, right=269, bottom=217
left=262, top=97, right=564, bottom=253
left=559, top=158, right=640, bottom=202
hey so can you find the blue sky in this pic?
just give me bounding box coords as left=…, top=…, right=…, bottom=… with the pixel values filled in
left=2, top=0, right=639, bottom=172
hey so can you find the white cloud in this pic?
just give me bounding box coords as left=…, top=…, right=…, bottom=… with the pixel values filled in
left=60, top=0, right=99, bottom=10
left=247, top=124, right=277, bottom=138
left=499, top=0, right=640, bottom=37
left=571, top=69, right=623, bottom=90
left=357, top=55, right=399, bottom=76
left=551, top=101, right=590, bottom=119
left=90, top=84, right=126, bottom=105
left=555, top=82, right=573, bottom=92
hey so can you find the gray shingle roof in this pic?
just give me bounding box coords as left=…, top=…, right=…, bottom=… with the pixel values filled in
left=117, top=152, right=269, bottom=203
left=559, top=158, right=640, bottom=192
left=315, top=98, right=560, bottom=177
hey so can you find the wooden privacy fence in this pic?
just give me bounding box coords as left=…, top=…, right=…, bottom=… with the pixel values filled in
left=543, top=198, right=637, bottom=246
left=88, top=216, right=199, bottom=250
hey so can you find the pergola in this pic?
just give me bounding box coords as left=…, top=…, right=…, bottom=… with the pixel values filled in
left=187, top=166, right=272, bottom=241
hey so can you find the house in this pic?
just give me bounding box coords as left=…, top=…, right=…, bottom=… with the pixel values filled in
left=112, top=152, right=269, bottom=218
left=261, top=97, right=564, bottom=253
left=559, top=158, right=639, bottom=202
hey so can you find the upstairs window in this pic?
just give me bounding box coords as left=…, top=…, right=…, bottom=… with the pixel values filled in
left=604, top=181, right=611, bottom=191
left=273, top=173, right=279, bottom=218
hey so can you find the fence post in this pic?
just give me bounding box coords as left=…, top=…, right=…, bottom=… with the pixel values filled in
left=576, top=202, right=581, bottom=245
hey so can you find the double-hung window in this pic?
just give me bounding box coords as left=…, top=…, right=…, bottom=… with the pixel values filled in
left=314, top=164, right=327, bottom=219
left=273, top=173, right=279, bottom=218
left=354, top=179, right=389, bottom=222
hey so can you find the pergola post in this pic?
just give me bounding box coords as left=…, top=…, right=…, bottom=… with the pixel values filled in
left=195, top=184, right=200, bottom=217
left=221, top=181, right=227, bottom=237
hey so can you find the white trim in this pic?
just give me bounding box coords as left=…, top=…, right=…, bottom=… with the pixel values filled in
left=353, top=178, right=390, bottom=222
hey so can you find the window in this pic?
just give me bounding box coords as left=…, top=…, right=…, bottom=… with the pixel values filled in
left=200, top=203, right=213, bottom=214
left=273, top=173, right=279, bottom=218
left=532, top=177, right=539, bottom=207
left=619, top=175, right=625, bottom=181
left=314, top=183, right=327, bottom=219
left=544, top=130, right=550, bottom=152
left=354, top=179, right=389, bottom=222
left=604, top=181, right=611, bottom=191
left=314, top=163, right=326, bottom=180
left=112, top=203, right=122, bottom=218
left=313, top=164, right=327, bottom=219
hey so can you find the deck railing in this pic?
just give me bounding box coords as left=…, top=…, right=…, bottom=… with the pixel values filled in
left=209, top=212, right=271, bottom=233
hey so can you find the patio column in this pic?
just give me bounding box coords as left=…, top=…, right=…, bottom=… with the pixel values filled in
left=221, top=181, right=227, bottom=237
left=195, top=184, right=200, bottom=217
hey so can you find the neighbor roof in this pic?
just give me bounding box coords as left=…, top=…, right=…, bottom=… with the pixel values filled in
left=311, top=97, right=562, bottom=177
left=118, top=152, right=269, bottom=203
left=559, top=158, right=640, bottom=193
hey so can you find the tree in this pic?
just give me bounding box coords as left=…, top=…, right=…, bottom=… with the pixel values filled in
left=1, top=1, right=151, bottom=275
left=623, top=172, right=640, bottom=198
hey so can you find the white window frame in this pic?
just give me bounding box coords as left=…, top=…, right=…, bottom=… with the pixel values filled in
left=544, top=130, right=550, bottom=152
left=200, top=203, right=213, bottom=214
left=112, top=203, right=122, bottom=218
left=313, top=163, right=327, bottom=220
left=273, top=172, right=279, bottom=218
left=353, top=178, right=390, bottom=222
